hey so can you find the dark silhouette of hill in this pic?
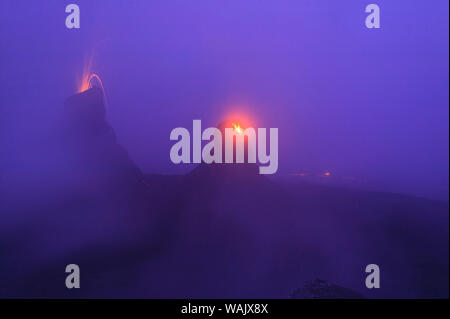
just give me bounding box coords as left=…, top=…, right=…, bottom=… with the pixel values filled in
left=0, top=88, right=448, bottom=298
left=290, top=278, right=365, bottom=298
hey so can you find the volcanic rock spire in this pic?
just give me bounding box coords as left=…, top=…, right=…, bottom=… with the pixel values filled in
left=63, top=87, right=143, bottom=191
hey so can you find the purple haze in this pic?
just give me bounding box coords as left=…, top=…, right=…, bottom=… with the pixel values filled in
left=1, top=0, right=448, bottom=200
left=0, top=1, right=448, bottom=299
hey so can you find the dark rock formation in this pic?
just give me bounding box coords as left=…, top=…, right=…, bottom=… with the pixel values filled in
left=63, top=87, right=144, bottom=192
left=289, top=279, right=365, bottom=299
left=64, top=87, right=109, bottom=139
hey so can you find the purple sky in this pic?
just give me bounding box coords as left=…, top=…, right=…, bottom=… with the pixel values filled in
left=0, top=0, right=448, bottom=199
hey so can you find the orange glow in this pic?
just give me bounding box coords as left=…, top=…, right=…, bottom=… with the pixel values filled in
left=78, top=53, right=105, bottom=94
left=76, top=54, right=108, bottom=108
left=79, top=73, right=90, bottom=92
left=78, top=55, right=93, bottom=92
left=293, top=172, right=308, bottom=177
left=323, top=171, right=331, bottom=177
left=220, top=109, right=255, bottom=131
left=232, top=123, right=244, bottom=134
left=79, top=72, right=104, bottom=93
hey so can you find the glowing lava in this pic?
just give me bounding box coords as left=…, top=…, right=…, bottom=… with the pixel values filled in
left=232, top=123, right=244, bottom=134
left=78, top=53, right=105, bottom=94
left=77, top=58, right=107, bottom=108
left=79, top=72, right=104, bottom=93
